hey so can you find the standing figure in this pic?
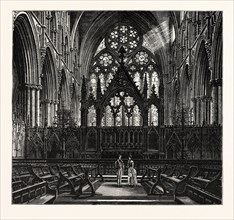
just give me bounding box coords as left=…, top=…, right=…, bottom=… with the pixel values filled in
left=127, top=155, right=138, bottom=187
left=115, top=155, right=124, bottom=187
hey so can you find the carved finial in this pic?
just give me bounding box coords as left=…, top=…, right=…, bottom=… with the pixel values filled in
left=143, top=73, right=148, bottom=98
left=81, top=75, right=87, bottom=100
left=44, top=117, right=48, bottom=128
left=96, top=76, right=102, bottom=99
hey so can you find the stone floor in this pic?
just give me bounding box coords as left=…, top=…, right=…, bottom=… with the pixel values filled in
left=54, top=181, right=175, bottom=204
left=95, top=182, right=147, bottom=197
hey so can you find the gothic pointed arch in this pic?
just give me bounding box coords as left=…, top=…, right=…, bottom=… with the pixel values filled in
left=13, top=13, right=41, bottom=125
left=210, top=12, right=222, bottom=124
left=212, top=12, right=222, bottom=80
left=58, top=69, right=71, bottom=110
left=41, top=47, right=58, bottom=126
left=78, top=11, right=163, bottom=78
left=192, top=38, right=211, bottom=125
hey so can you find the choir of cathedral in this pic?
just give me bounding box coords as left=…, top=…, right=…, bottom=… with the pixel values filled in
left=12, top=11, right=222, bottom=205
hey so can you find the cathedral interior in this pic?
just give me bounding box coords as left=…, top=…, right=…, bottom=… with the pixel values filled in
left=12, top=11, right=222, bottom=205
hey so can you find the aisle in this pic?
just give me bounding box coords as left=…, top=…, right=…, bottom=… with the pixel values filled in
left=54, top=181, right=175, bottom=204
left=95, top=182, right=147, bottom=197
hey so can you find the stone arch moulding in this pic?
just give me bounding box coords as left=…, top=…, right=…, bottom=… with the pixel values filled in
left=192, top=36, right=209, bottom=97
left=13, top=11, right=41, bottom=86
left=59, top=68, right=71, bottom=109
left=211, top=12, right=222, bottom=80
left=77, top=11, right=159, bottom=78
left=42, top=47, right=58, bottom=101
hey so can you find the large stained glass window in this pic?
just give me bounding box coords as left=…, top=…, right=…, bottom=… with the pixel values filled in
left=88, top=23, right=160, bottom=127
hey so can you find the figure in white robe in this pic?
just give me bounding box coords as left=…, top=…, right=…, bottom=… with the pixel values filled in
left=127, top=156, right=138, bottom=186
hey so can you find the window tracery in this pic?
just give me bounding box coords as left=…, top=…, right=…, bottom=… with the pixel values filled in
left=87, top=23, right=160, bottom=127
left=88, top=105, right=96, bottom=126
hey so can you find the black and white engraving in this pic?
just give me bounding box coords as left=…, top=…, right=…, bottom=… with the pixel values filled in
left=12, top=11, right=222, bottom=205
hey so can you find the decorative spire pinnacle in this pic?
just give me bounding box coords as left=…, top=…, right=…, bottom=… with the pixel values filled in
left=143, top=73, right=148, bottom=98
left=96, top=76, right=102, bottom=99
left=81, top=75, right=87, bottom=100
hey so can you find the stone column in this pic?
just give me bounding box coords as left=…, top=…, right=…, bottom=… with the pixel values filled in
left=50, top=100, right=54, bottom=125
left=200, top=96, right=205, bottom=125
left=210, top=79, right=218, bottom=123
left=24, top=87, right=27, bottom=122
left=217, top=79, right=222, bottom=124
left=26, top=84, right=31, bottom=126
left=201, top=96, right=207, bottom=124
left=202, top=96, right=207, bottom=124
left=31, top=86, right=36, bottom=127
left=195, top=97, right=200, bottom=125
left=191, top=97, right=197, bottom=124
left=35, top=86, right=41, bottom=126
left=44, top=99, right=50, bottom=126
left=207, top=97, right=212, bottom=124
left=47, top=100, right=51, bottom=126
left=54, top=100, right=58, bottom=123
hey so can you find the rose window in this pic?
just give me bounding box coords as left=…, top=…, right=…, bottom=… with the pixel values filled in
left=99, top=53, right=113, bottom=67
left=107, top=24, right=140, bottom=54
left=134, top=51, right=149, bottom=65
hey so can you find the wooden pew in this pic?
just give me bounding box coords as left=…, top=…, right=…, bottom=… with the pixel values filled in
left=160, top=165, right=198, bottom=197
left=31, top=165, right=59, bottom=190
left=12, top=180, right=27, bottom=191
left=189, top=167, right=222, bottom=197
left=141, top=166, right=167, bottom=195
left=185, top=184, right=221, bottom=204
left=56, top=164, right=85, bottom=195
left=12, top=165, right=40, bottom=187
left=175, top=166, right=222, bottom=204
left=77, top=164, right=104, bottom=182
left=12, top=181, right=56, bottom=204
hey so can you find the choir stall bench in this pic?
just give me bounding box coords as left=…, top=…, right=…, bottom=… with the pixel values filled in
left=12, top=165, right=56, bottom=204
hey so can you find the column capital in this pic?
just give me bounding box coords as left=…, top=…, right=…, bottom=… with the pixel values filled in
left=36, top=84, right=42, bottom=90
left=30, top=84, right=38, bottom=90
left=200, top=95, right=211, bottom=102
left=24, top=83, right=32, bottom=88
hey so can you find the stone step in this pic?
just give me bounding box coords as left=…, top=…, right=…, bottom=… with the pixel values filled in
left=175, top=196, right=198, bottom=205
